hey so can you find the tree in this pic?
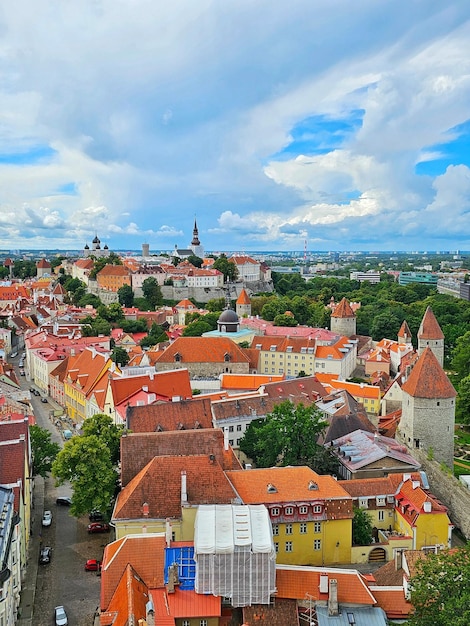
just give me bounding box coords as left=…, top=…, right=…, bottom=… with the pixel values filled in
left=407, top=544, right=470, bottom=626
left=456, top=375, right=470, bottom=424
left=52, top=435, right=117, bottom=518
left=29, top=425, right=60, bottom=478
left=142, top=276, right=163, bottom=308
left=213, top=254, right=238, bottom=282
left=452, top=330, right=470, bottom=381
left=239, top=401, right=335, bottom=472
left=140, top=322, right=168, bottom=348
left=111, top=346, right=130, bottom=367
left=118, top=284, right=134, bottom=307
left=187, top=254, right=203, bottom=268
left=352, top=507, right=373, bottom=545
left=81, top=413, right=124, bottom=465
left=273, top=313, right=297, bottom=327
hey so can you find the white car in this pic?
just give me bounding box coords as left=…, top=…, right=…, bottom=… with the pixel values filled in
left=42, top=510, right=52, bottom=527
left=54, top=605, right=68, bottom=626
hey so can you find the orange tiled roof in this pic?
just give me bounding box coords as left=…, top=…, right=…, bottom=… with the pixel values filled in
left=401, top=347, right=456, bottom=399
left=331, top=297, right=355, bottom=318
left=114, top=455, right=236, bottom=520
left=370, top=588, right=412, bottom=619
left=100, top=534, right=166, bottom=610
left=236, top=288, right=251, bottom=305
left=275, top=565, right=376, bottom=605
left=418, top=306, right=444, bottom=340
left=120, top=429, right=242, bottom=487
left=126, top=396, right=213, bottom=432
left=101, top=564, right=149, bottom=626
left=341, top=476, right=396, bottom=498
left=110, top=369, right=192, bottom=406
left=153, top=337, right=250, bottom=364
left=97, top=265, right=131, bottom=277
left=220, top=373, right=284, bottom=390
left=226, top=466, right=351, bottom=504
left=398, top=320, right=412, bottom=341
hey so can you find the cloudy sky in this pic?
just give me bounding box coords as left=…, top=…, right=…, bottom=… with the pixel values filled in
left=1, top=1, right=470, bottom=253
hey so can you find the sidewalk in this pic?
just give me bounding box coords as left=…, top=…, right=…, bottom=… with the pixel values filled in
left=17, top=476, right=45, bottom=626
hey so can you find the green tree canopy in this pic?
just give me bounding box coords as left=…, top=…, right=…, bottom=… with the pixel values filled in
left=110, top=346, right=130, bottom=367
left=80, top=315, right=111, bottom=336
left=117, top=284, right=135, bottom=307
left=408, top=544, right=470, bottom=626
left=273, top=313, right=298, bottom=326
left=239, top=401, right=337, bottom=473
left=29, top=425, right=61, bottom=478
left=142, top=276, right=163, bottom=308
left=213, top=254, right=238, bottom=282
left=81, top=413, right=124, bottom=465
left=187, top=254, right=203, bottom=268
left=456, top=375, right=470, bottom=424
left=52, top=435, right=117, bottom=518
left=452, top=330, right=470, bottom=381
left=352, top=507, right=374, bottom=545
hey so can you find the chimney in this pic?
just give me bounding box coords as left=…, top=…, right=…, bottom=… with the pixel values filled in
left=142, top=502, right=149, bottom=517
left=142, top=385, right=149, bottom=392
left=181, top=471, right=187, bottom=503
left=223, top=429, right=229, bottom=451
left=395, top=549, right=403, bottom=571
left=165, top=518, right=172, bottom=547
left=328, top=579, right=339, bottom=616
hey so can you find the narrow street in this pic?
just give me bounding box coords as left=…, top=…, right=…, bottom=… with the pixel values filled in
left=16, top=359, right=109, bottom=626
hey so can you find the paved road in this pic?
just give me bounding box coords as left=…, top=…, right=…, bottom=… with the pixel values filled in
left=15, top=358, right=108, bottom=626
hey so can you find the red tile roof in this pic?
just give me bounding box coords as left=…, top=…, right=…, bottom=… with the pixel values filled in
left=120, top=429, right=242, bottom=487
left=111, top=369, right=192, bottom=407
left=126, top=395, right=212, bottom=432
left=331, top=297, right=355, bottom=318
left=114, top=455, right=236, bottom=520
left=153, top=337, right=250, bottom=364
left=418, top=306, right=444, bottom=340
left=401, top=347, right=456, bottom=399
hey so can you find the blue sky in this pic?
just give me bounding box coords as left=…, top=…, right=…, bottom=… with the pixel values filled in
left=1, top=2, right=470, bottom=252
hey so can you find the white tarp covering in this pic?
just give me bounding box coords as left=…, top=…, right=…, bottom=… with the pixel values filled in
left=194, top=504, right=276, bottom=606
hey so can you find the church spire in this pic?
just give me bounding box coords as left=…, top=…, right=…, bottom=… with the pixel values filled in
left=191, top=217, right=200, bottom=246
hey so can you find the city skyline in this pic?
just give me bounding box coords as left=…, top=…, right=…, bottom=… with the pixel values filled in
left=1, top=3, right=470, bottom=252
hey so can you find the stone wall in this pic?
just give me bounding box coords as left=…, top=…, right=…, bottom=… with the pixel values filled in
left=414, top=448, right=470, bottom=540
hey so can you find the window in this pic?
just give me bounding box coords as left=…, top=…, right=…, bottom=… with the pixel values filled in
left=285, top=506, right=294, bottom=515
left=272, top=524, right=279, bottom=536
left=183, top=621, right=190, bottom=626
left=359, top=498, right=368, bottom=509
left=200, top=621, right=208, bottom=626
left=285, top=523, right=293, bottom=535
left=300, top=522, right=307, bottom=534
left=313, top=504, right=322, bottom=514
left=285, top=541, right=293, bottom=552
left=314, top=539, right=321, bottom=551
left=229, top=439, right=234, bottom=446
left=299, top=505, right=308, bottom=515
left=274, top=542, right=279, bottom=553
left=376, top=496, right=386, bottom=506
left=314, top=522, right=321, bottom=533
left=229, top=425, right=234, bottom=432
left=378, top=510, right=385, bottom=522
left=271, top=507, right=280, bottom=516
left=237, top=424, right=242, bottom=431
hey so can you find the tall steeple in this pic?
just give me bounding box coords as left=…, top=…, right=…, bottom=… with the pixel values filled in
left=417, top=306, right=444, bottom=366
left=191, top=218, right=200, bottom=246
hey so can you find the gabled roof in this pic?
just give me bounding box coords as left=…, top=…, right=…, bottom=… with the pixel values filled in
left=401, top=347, right=456, bottom=399
left=101, top=564, right=149, bottom=626
left=262, top=375, right=328, bottom=400
left=341, top=476, right=397, bottom=498
left=114, top=455, right=237, bottom=520
left=126, top=396, right=213, bottom=432
left=153, top=337, right=250, bottom=364
left=101, top=534, right=166, bottom=610
left=110, top=369, right=192, bottom=407
left=151, top=588, right=221, bottom=620
left=275, top=564, right=376, bottom=605
left=120, top=429, right=242, bottom=487
left=97, top=265, right=131, bottom=277
left=418, top=306, right=444, bottom=340
left=331, top=297, right=355, bottom=318
left=226, top=466, right=351, bottom=504
left=220, top=374, right=284, bottom=391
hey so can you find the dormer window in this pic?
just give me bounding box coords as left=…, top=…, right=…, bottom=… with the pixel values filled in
left=224, top=353, right=231, bottom=362
left=308, top=480, right=318, bottom=490
left=174, top=352, right=182, bottom=362
left=284, top=506, right=294, bottom=515
left=271, top=507, right=280, bottom=516
left=267, top=483, right=277, bottom=493
left=313, top=504, right=322, bottom=514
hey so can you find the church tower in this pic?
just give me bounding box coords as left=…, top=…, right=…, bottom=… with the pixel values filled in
left=236, top=288, right=251, bottom=318
left=397, top=347, right=456, bottom=468
left=330, top=297, right=356, bottom=337
left=190, top=218, right=204, bottom=258
left=418, top=306, right=444, bottom=366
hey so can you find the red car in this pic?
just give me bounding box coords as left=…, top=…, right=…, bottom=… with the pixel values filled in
left=85, top=559, right=101, bottom=571
left=87, top=522, right=110, bottom=534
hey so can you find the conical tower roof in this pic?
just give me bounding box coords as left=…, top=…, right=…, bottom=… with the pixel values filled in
left=331, top=297, right=355, bottom=318
left=236, top=288, right=251, bottom=305
left=402, top=347, right=455, bottom=399
left=418, top=306, right=444, bottom=340
left=398, top=321, right=412, bottom=341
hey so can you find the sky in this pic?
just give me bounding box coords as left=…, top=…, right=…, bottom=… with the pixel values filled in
left=1, top=2, right=470, bottom=253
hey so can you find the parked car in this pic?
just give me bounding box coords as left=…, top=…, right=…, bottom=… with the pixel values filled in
left=33, top=389, right=40, bottom=396
left=85, top=559, right=101, bottom=571
left=10, top=351, right=17, bottom=358
left=87, top=522, right=110, bottom=534
left=41, top=397, right=48, bottom=403
left=39, top=546, right=52, bottom=564
left=54, top=605, right=68, bottom=626
left=56, top=496, right=72, bottom=506
left=89, top=510, right=104, bottom=521
left=20, top=370, right=25, bottom=376
left=42, top=510, right=52, bottom=527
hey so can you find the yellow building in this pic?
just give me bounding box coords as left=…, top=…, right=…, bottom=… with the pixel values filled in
left=225, top=466, right=353, bottom=566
